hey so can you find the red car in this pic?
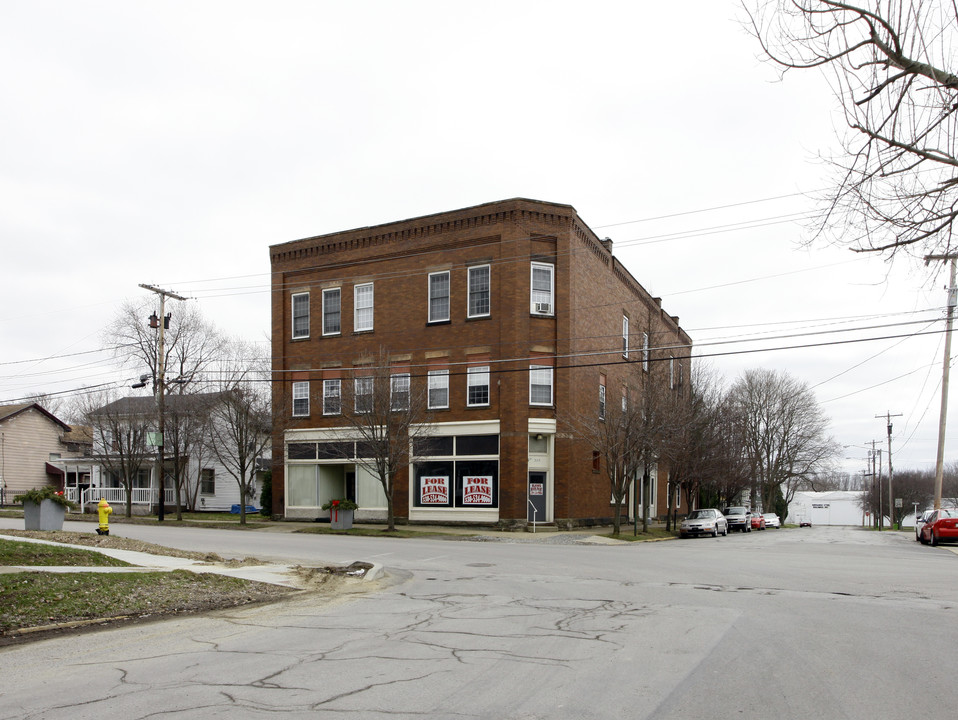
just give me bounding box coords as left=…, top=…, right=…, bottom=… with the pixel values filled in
left=919, top=508, right=958, bottom=546
left=750, top=512, right=766, bottom=530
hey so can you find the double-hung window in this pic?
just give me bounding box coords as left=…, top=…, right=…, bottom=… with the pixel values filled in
left=428, top=272, right=450, bottom=323
left=531, top=263, right=554, bottom=315
left=529, top=365, right=553, bottom=406
left=467, top=366, right=490, bottom=407
left=200, top=468, right=215, bottom=495
left=323, top=379, right=341, bottom=415
left=292, top=381, right=309, bottom=417
left=391, top=373, right=410, bottom=410
left=322, top=288, right=341, bottom=336
left=642, top=332, right=650, bottom=372
left=428, top=369, right=449, bottom=409
left=622, top=316, right=630, bottom=358
left=468, top=265, right=490, bottom=318
left=292, top=293, right=309, bottom=339
left=354, top=377, right=373, bottom=414
left=354, top=283, right=374, bottom=332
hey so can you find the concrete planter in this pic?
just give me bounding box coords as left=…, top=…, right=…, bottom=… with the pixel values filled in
left=23, top=499, right=67, bottom=531
left=330, top=508, right=354, bottom=530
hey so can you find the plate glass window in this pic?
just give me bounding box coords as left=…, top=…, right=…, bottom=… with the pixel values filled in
left=531, top=263, right=554, bottom=315
left=529, top=365, right=553, bottom=405
left=322, top=288, right=341, bottom=336
left=292, top=381, right=309, bottom=417
left=468, top=265, right=490, bottom=318
left=323, top=379, right=341, bottom=415
left=292, top=293, right=309, bottom=339
left=428, top=272, right=450, bottom=323
left=467, top=366, right=490, bottom=407
left=354, top=283, right=374, bottom=332
left=428, top=369, right=449, bottom=409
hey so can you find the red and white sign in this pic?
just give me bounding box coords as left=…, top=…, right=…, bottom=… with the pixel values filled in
left=420, top=476, right=449, bottom=505
left=530, top=483, right=544, bottom=496
left=462, top=475, right=493, bottom=505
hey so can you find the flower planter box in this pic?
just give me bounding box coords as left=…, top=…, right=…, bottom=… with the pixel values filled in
left=330, top=508, right=354, bottom=530
left=23, top=499, right=67, bottom=531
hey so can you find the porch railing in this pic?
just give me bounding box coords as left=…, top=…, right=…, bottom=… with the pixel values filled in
left=68, top=487, right=175, bottom=512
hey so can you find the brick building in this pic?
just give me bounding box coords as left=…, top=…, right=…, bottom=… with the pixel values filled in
left=269, top=198, right=692, bottom=526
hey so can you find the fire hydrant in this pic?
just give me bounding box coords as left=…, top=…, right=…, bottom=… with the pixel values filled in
left=96, top=498, right=112, bottom=536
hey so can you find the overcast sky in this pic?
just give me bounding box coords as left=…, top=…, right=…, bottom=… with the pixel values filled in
left=1, top=1, right=952, bottom=479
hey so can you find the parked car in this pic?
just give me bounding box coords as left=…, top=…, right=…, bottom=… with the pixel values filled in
left=918, top=508, right=958, bottom=546
left=762, top=513, right=781, bottom=529
left=679, top=508, right=728, bottom=538
left=723, top=506, right=752, bottom=532
left=915, top=509, right=935, bottom=541
left=750, top=512, right=766, bottom=530
left=798, top=515, right=812, bottom=527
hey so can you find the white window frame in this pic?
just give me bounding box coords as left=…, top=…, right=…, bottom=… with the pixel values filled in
left=428, top=271, right=450, bottom=323
left=322, top=287, right=341, bottom=336
left=530, top=262, right=554, bottom=315
left=467, top=366, right=490, bottom=407
left=391, top=373, right=410, bottom=411
left=598, top=382, right=606, bottom=420
left=354, top=377, right=373, bottom=414
left=669, top=356, right=675, bottom=389
left=468, top=264, right=491, bottom=318
left=642, top=332, right=650, bottom=372
left=354, top=283, right=374, bottom=332
left=323, top=379, right=341, bottom=416
left=529, top=365, right=553, bottom=406
left=428, top=369, right=449, bottom=409
left=292, top=381, right=309, bottom=417
left=292, top=292, right=309, bottom=339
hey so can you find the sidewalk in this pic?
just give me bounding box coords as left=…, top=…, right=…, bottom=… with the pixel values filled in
left=0, top=533, right=382, bottom=587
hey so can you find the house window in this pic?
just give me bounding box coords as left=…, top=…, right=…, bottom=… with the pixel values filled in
left=531, top=262, right=554, bottom=315
left=354, top=283, right=374, bottom=332
left=592, top=451, right=600, bottom=473
left=467, top=366, right=490, bottom=407
left=201, top=468, right=215, bottom=495
left=599, top=382, right=606, bottom=420
left=428, top=272, right=450, bottom=323
left=428, top=369, right=449, bottom=409
left=622, top=386, right=628, bottom=413
left=468, top=265, right=490, bottom=318
left=622, top=316, right=630, bottom=358
left=391, top=373, right=410, bottom=411
left=323, top=379, right=341, bottom=415
left=322, top=288, right=341, bottom=336
left=292, top=381, right=309, bottom=417
left=292, top=293, right=309, bottom=339
left=642, top=332, right=649, bottom=372
left=354, top=377, right=373, bottom=414
left=529, top=365, right=553, bottom=406
left=669, top=356, right=675, bottom=389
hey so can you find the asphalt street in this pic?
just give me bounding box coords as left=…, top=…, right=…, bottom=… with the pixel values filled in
left=1, top=520, right=956, bottom=719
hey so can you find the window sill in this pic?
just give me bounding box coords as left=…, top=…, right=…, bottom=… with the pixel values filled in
left=466, top=315, right=491, bottom=322
left=291, top=336, right=310, bottom=342
left=353, top=330, right=374, bottom=336
left=427, top=320, right=451, bottom=327
left=530, top=313, right=555, bottom=319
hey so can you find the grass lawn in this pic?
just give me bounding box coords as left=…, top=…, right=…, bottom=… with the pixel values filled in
left=0, top=539, right=131, bottom=567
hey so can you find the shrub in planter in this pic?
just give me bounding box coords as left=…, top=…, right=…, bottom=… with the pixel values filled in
left=15, top=486, right=78, bottom=531
left=321, top=498, right=358, bottom=530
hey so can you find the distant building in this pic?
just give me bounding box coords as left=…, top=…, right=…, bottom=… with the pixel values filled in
left=788, top=491, right=865, bottom=526
left=269, top=198, right=692, bottom=526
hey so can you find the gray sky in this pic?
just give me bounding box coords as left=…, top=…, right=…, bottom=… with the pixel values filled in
left=1, top=1, right=951, bottom=479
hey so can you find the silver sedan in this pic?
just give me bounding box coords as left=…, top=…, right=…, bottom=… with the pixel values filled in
left=679, top=508, right=729, bottom=538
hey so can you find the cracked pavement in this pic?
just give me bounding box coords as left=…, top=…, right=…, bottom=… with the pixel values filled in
left=1, top=522, right=957, bottom=719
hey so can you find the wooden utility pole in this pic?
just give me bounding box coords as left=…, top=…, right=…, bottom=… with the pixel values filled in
left=139, top=284, right=187, bottom=522
left=923, top=255, right=957, bottom=510
left=876, top=412, right=902, bottom=529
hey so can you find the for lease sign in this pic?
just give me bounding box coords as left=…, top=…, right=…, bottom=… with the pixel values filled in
left=462, top=475, right=493, bottom=505
left=420, top=476, right=449, bottom=505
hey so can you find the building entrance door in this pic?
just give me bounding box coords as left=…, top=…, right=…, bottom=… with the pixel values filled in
left=528, top=471, right=547, bottom=522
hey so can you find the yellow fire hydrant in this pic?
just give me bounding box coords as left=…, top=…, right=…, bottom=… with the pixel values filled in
left=96, top=498, right=112, bottom=536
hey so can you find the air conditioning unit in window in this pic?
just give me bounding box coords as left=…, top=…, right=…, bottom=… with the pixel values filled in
left=534, top=302, right=552, bottom=314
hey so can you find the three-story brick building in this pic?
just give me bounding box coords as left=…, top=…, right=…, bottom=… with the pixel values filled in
left=269, top=198, right=692, bottom=527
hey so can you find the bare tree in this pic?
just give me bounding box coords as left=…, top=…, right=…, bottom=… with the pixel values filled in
left=333, top=350, right=432, bottom=531
left=79, top=389, right=152, bottom=518
left=206, top=341, right=271, bottom=526
left=164, top=393, right=217, bottom=518
left=727, top=368, right=841, bottom=521
left=747, top=1, right=958, bottom=257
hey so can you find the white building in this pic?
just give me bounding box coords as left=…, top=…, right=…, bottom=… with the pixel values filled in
left=788, top=491, right=865, bottom=526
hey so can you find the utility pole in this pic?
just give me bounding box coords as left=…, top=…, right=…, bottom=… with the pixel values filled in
left=139, top=284, right=187, bottom=522
left=869, top=441, right=883, bottom=530
left=877, top=412, right=902, bottom=529
left=924, top=254, right=958, bottom=510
